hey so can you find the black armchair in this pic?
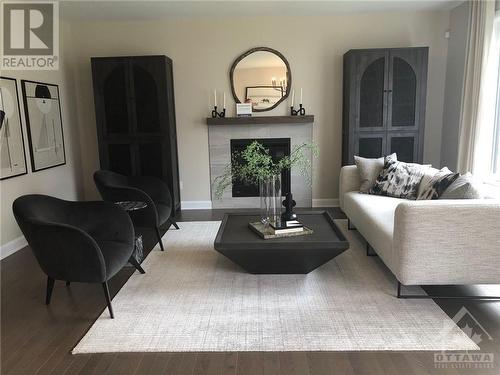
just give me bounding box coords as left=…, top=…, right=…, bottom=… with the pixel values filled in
left=12, top=195, right=145, bottom=318
left=93, top=170, right=179, bottom=251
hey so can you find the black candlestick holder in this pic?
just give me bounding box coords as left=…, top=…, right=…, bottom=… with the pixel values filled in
left=290, top=103, right=306, bottom=116
left=211, top=106, right=226, bottom=118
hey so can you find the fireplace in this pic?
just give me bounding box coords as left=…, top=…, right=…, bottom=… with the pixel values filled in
left=230, top=138, right=291, bottom=197
left=208, top=119, right=313, bottom=208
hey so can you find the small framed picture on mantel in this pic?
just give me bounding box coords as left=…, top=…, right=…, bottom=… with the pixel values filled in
left=236, top=103, right=252, bottom=117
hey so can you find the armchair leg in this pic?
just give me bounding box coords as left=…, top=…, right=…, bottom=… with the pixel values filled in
left=169, top=218, right=180, bottom=230
left=129, top=256, right=146, bottom=274
left=45, top=277, right=55, bottom=305
left=102, top=282, right=114, bottom=319
left=155, top=226, right=165, bottom=251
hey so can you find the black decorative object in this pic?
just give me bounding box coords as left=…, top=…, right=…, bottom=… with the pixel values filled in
left=211, top=105, right=226, bottom=118
left=91, top=55, right=181, bottom=211
left=290, top=104, right=306, bottom=116
left=342, top=47, right=428, bottom=165
left=281, top=192, right=297, bottom=222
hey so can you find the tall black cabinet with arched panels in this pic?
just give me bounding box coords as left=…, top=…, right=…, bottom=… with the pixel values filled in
left=91, top=55, right=180, bottom=211
left=342, top=47, right=428, bottom=165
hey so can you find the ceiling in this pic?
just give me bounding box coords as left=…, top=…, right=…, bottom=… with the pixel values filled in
left=61, top=0, right=464, bottom=21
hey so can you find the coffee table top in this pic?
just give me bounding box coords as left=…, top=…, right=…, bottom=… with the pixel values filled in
left=215, top=211, right=349, bottom=251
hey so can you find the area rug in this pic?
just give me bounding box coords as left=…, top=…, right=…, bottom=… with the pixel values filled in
left=73, top=220, right=478, bottom=353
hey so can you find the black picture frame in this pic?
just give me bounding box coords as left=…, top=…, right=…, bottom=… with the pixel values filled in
left=0, top=76, right=28, bottom=181
left=21, top=79, right=66, bottom=172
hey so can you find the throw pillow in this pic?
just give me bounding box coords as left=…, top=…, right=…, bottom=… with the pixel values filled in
left=354, top=153, right=397, bottom=193
left=369, top=156, right=429, bottom=199
left=417, top=168, right=459, bottom=200
left=440, top=173, right=483, bottom=199
left=417, top=167, right=441, bottom=198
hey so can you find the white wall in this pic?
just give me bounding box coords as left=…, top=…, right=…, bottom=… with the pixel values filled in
left=68, top=11, right=450, bottom=206
left=441, top=2, right=470, bottom=171
left=0, top=21, right=83, bottom=254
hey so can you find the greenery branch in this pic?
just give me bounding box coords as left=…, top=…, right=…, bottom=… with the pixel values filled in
left=213, top=141, right=318, bottom=199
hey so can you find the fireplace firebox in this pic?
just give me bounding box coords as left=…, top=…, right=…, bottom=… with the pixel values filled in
left=230, top=138, right=291, bottom=197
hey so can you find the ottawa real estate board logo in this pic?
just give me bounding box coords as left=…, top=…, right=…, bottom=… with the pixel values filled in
left=1, top=1, right=59, bottom=70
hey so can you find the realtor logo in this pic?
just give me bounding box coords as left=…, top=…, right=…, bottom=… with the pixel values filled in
left=1, top=1, right=59, bottom=70
left=434, top=307, right=494, bottom=369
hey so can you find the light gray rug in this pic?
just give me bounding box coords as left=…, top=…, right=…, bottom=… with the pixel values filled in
left=73, top=220, right=478, bottom=353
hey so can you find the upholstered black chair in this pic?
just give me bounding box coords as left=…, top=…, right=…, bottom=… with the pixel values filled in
left=93, top=170, right=179, bottom=251
left=12, top=195, right=144, bottom=318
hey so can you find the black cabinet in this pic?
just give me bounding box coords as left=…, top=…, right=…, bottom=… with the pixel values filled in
left=342, top=47, right=428, bottom=165
left=91, top=55, right=180, bottom=211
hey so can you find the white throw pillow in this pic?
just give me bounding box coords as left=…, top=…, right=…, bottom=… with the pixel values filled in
left=354, top=153, right=397, bottom=193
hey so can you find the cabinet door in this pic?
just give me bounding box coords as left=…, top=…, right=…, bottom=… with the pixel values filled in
left=130, top=57, right=166, bottom=134
left=92, top=59, right=132, bottom=135
left=356, top=133, right=386, bottom=159
left=387, top=49, right=427, bottom=131
left=105, top=142, right=134, bottom=175
left=356, top=50, right=389, bottom=131
left=387, top=132, right=418, bottom=163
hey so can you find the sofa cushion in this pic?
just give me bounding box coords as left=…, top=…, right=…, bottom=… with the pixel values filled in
left=369, top=157, right=428, bottom=200
left=343, top=191, right=402, bottom=269
left=354, top=153, right=397, bottom=193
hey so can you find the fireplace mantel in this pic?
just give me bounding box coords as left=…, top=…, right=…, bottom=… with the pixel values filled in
left=206, top=115, right=314, bottom=125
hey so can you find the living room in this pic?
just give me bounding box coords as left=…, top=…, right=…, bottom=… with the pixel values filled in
left=1, top=0, right=500, bottom=374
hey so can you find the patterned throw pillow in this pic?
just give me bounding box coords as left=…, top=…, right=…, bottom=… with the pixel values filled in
left=369, top=156, right=429, bottom=199
left=354, top=153, right=397, bottom=193
left=417, top=168, right=460, bottom=200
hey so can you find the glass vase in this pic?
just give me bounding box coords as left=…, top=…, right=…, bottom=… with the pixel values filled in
left=259, top=174, right=282, bottom=227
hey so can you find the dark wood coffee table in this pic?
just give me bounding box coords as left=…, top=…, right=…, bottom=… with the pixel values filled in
left=214, top=211, right=349, bottom=274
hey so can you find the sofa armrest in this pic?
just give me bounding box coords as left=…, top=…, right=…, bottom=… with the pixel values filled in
left=339, top=165, right=360, bottom=210
left=393, top=200, right=500, bottom=285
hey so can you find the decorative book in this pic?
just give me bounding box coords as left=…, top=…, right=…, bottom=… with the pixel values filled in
left=248, top=221, right=314, bottom=240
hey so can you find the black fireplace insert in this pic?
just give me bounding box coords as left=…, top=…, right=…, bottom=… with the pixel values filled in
left=230, top=138, right=291, bottom=198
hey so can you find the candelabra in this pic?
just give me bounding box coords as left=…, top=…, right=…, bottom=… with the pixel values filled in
left=211, top=106, right=226, bottom=118
left=290, top=103, right=306, bottom=116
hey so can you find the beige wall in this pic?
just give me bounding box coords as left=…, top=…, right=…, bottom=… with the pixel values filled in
left=0, top=22, right=83, bottom=248
left=68, top=11, right=449, bottom=204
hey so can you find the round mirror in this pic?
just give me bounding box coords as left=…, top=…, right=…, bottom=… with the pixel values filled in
left=230, top=47, right=291, bottom=112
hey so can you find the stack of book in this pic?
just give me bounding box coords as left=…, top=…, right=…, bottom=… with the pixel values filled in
left=269, top=220, right=304, bottom=235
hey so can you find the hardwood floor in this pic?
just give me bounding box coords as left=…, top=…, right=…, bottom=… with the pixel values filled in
left=2, top=208, right=500, bottom=375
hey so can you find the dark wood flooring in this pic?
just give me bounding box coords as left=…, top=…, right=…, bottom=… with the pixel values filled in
left=2, top=208, right=500, bottom=375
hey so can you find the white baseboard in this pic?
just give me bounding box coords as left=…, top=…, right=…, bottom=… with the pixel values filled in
left=312, top=198, right=339, bottom=207
left=1, top=235, right=27, bottom=260
left=181, top=200, right=213, bottom=210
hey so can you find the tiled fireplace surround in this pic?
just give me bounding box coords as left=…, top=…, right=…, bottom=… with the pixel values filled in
left=208, top=121, right=313, bottom=209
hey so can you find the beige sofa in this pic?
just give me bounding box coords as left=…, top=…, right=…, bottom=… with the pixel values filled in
left=340, top=165, right=500, bottom=288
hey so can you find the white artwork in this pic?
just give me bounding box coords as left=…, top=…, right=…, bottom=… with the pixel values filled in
left=22, top=80, right=65, bottom=171
left=0, top=77, right=27, bottom=180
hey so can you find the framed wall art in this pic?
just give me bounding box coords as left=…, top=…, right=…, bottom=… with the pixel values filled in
left=21, top=80, right=66, bottom=172
left=0, top=77, right=28, bottom=180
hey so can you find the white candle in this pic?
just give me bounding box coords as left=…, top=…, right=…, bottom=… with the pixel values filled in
left=300, top=88, right=303, bottom=105
left=214, top=90, right=217, bottom=107
left=223, top=92, right=226, bottom=109
left=291, top=89, right=295, bottom=107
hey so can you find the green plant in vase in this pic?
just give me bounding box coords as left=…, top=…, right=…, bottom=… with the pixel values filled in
left=213, top=141, right=318, bottom=224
